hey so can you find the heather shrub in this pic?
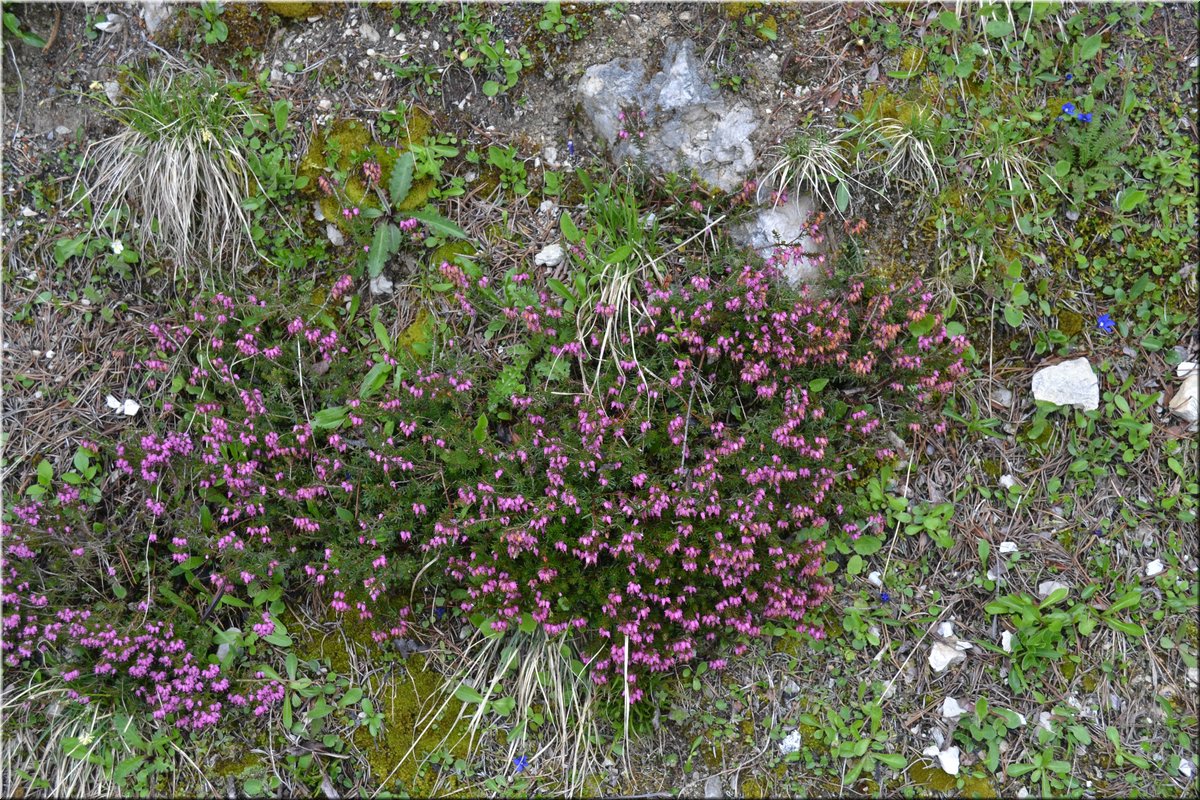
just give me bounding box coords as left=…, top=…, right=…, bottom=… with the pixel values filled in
left=1, top=240, right=968, bottom=725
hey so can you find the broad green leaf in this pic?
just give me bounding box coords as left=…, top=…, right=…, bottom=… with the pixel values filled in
left=835, top=181, right=851, bottom=213
left=604, top=243, right=634, bottom=265
left=809, top=378, right=829, bottom=392
left=853, top=535, right=883, bottom=556
left=560, top=211, right=582, bottom=243
left=308, top=699, right=332, bottom=719
left=1004, top=305, right=1024, bottom=327
left=985, top=19, right=1015, bottom=38
left=367, top=222, right=401, bottom=278
left=482, top=80, right=501, bottom=97
left=908, top=314, right=937, bottom=336
left=546, top=278, right=576, bottom=302
left=407, top=208, right=468, bottom=240
left=876, top=753, right=907, bottom=769
left=455, top=684, right=486, bottom=704
left=1104, top=618, right=1145, bottom=637
left=312, top=406, right=347, bottom=430
left=473, top=414, right=489, bottom=443
left=1078, top=33, right=1103, bottom=60
left=273, top=99, right=290, bottom=134
left=1117, top=189, right=1147, bottom=213
left=37, top=458, right=53, bottom=486
left=937, top=11, right=961, bottom=31
left=54, top=235, right=89, bottom=267
left=359, top=362, right=392, bottom=399
left=389, top=153, right=414, bottom=207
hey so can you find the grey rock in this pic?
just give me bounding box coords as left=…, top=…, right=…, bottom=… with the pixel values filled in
left=730, top=194, right=819, bottom=279
left=779, top=729, right=803, bottom=755
left=577, top=40, right=758, bottom=192
left=578, top=57, right=646, bottom=144
left=359, top=22, right=380, bottom=43
left=991, top=385, right=1014, bottom=408
left=703, top=775, right=723, bottom=799
left=535, top=243, right=565, bottom=268
left=141, top=1, right=173, bottom=35
left=326, top=224, right=345, bottom=246
left=1031, top=357, right=1099, bottom=410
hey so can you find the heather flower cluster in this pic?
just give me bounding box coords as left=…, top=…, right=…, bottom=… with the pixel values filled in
left=2, top=249, right=968, bottom=717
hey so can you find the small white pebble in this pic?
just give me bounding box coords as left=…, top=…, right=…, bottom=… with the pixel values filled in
left=999, top=474, right=1017, bottom=489
left=999, top=541, right=1019, bottom=554
left=1001, top=630, right=1014, bottom=653
left=1146, top=559, right=1165, bottom=577
left=867, top=571, right=883, bottom=588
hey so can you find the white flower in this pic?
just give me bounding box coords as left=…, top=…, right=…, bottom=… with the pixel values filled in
left=111, top=239, right=124, bottom=255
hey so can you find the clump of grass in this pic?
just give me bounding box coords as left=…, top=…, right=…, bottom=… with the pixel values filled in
left=73, top=69, right=256, bottom=275
left=759, top=127, right=862, bottom=215
left=864, top=102, right=946, bottom=196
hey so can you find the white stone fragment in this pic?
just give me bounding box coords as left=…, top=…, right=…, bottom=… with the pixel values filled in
left=326, top=224, right=345, bottom=246
left=1001, top=631, right=1014, bottom=653
left=999, top=541, right=1019, bottom=554
left=929, top=641, right=967, bottom=672
left=922, top=744, right=961, bottom=776
left=1180, top=758, right=1194, bottom=779
left=779, top=730, right=803, bottom=755
left=991, top=385, right=1014, bottom=407
left=1146, top=559, right=1164, bottom=577
left=999, top=474, right=1017, bottom=489
left=867, top=571, right=883, bottom=588
left=941, top=697, right=967, bottom=719
left=534, top=243, right=565, bottom=268
left=936, top=621, right=955, bottom=638
left=369, top=274, right=393, bottom=295
left=1031, top=357, right=1100, bottom=410
left=1169, top=370, right=1198, bottom=427
left=1037, top=580, right=1070, bottom=599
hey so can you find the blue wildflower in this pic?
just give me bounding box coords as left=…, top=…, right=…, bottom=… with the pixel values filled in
left=567, top=139, right=575, bottom=158
left=434, top=606, right=445, bottom=621
left=514, top=755, right=529, bottom=773
left=1077, top=111, right=1093, bottom=123
left=1062, top=102, right=1076, bottom=115
left=880, top=591, right=891, bottom=603
left=1064, top=72, right=1074, bottom=83
left=1097, top=313, right=1116, bottom=334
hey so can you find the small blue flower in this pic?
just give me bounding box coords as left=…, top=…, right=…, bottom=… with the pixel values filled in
left=514, top=755, right=529, bottom=773
left=1097, top=313, right=1116, bottom=334
left=1062, top=102, right=1076, bottom=115
left=1064, top=72, right=1074, bottom=83
left=567, top=139, right=575, bottom=158
left=433, top=606, right=445, bottom=621
left=1077, top=111, right=1093, bottom=123
left=880, top=591, right=891, bottom=604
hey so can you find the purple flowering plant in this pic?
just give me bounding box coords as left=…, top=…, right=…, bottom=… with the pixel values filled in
left=1, top=224, right=969, bottom=722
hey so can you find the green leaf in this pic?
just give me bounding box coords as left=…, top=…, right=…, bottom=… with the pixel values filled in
left=473, top=414, right=489, bottom=443
left=389, top=153, right=414, bottom=207
left=4, top=13, right=48, bottom=47
left=272, top=99, right=290, bottom=134
left=853, top=535, right=883, bottom=556
left=367, top=223, right=402, bottom=278
left=809, top=378, right=829, bottom=392
left=54, top=234, right=89, bottom=267
left=1106, top=589, right=1141, bottom=614
left=984, top=19, right=1015, bottom=37
left=482, top=80, right=501, bottom=97
left=455, top=684, right=486, bottom=704
left=37, top=458, right=53, bottom=486
left=937, top=11, right=961, bottom=31
left=835, top=181, right=851, bottom=213
left=846, top=554, right=864, bottom=576
left=407, top=208, right=468, bottom=240
left=1117, top=189, right=1147, bottom=213
left=340, top=687, right=364, bottom=707
left=1078, top=33, right=1103, bottom=60
left=546, top=278, right=576, bottom=302
left=312, top=407, right=347, bottom=430
left=1104, top=618, right=1145, bottom=637
left=1055, top=159, right=1071, bottom=178
left=1004, top=305, right=1024, bottom=327
left=373, top=319, right=392, bottom=351
left=876, top=753, right=907, bottom=770
left=308, top=699, right=332, bottom=720
left=604, top=243, right=634, bottom=265
left=560, top=211, right=582, bottom=243
left=359, top=362, right=392, bottom=399
left=908, top=314, right=936, bottom=336
left=263, top=630, right=293, bottom=647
